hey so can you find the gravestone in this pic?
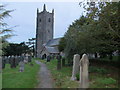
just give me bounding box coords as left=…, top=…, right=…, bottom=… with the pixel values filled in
left=6, top=56, right=10, bottom=64
left=71, top=54, right=80, bottom=80
left=20, top=55, right=24, bottom=62
left=2, top=56, right=6, bottom=69
left=79, top=54, right=89, bottom=88
left=15, top=55, right=18, bottom=66
left=18, top=56, right=21, bottom=63
left=24, top=55, right=28, bottom=64
left=10, top=56, right=16, bottom=68
left=47, top=55, right=51, bottom=62
left=62, top=57, right=65, bottom=67
left=13, top=56, right=16, bottom=68
left=9, top=56, right=11, bottom=65
left=28, top=56, right=32, bottom=62
left=56, top=54, right=62, bottom=70
left=19, top=60, right=25, bottom=72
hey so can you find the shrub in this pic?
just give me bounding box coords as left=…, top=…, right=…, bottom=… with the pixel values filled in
left=76, top=73, right=80, bottom=81
left=89, top=66, right=108, bottom=74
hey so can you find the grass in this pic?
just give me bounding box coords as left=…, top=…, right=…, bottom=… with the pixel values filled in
left=0, top=73, right=2, bottom=89
left=44, top=59, right=79, bottom=88
left=40, top=59, right=119, bottom=88
left=89, top=74, right=118, bottom=88
left=89, top=65, right=118, bottom=88
left=2, top=59, right=40, bottom=88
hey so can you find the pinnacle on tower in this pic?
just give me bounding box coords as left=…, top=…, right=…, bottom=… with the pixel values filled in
left=37, top=8, right=39, bottom=13
left=52, top=9, right=54, bottom=14
left=43, top=4, right=46, bottom=11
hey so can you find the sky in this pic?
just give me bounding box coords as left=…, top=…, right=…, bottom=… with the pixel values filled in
left=1, top=2, right=84, bottom=43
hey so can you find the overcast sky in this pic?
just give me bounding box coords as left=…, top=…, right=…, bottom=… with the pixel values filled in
left=2, top=2, right=84, bottom=43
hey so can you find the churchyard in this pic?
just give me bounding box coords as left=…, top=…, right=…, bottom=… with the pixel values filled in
left=1, top=53, right=119, bottom=88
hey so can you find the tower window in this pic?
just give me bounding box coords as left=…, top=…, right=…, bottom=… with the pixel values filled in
left=48, top=30, right=50, bottom=33
left=40, top=19, right=41, bottom=22
left=48, top=18, right=50, bottom=22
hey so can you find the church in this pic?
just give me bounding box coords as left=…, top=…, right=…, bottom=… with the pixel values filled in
left=35, top=4, right=60, bottom=58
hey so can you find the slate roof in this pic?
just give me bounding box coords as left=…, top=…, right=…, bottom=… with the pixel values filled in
left=45, top=46, right=59, bottom=53
left=41, top=38, right=61, bottom=54
left=45, top=38, right=61, bottom=47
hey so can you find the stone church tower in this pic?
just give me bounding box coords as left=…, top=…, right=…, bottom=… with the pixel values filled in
left=36, top=4, right=54, bottom=58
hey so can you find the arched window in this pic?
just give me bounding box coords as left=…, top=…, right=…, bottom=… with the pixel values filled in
left=48, top=18, right=50, bottom=22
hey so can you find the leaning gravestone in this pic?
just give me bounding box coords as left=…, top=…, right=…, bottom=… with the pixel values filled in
left=71, top=54, right=80, bottom=80
left=79, top=54, right=89, bottom=88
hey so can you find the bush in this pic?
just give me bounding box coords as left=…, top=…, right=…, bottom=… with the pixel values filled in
left=76, top=73, right=80, bottom=81
left=89, top=66, right=108, bottom=74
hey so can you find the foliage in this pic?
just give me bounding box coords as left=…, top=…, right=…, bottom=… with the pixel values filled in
left=58, top=37, right=66, bottom=52
left=89, top=66, right=108, bottom=74
left=0, top=5, right=14, bottom=55
left=3, top=42, right=30, bottom=56
left=2, top=60, right=40, bottom=88
left=76, top=73, right=80, bottom=81
left=59, top=2, right=119, bottom=63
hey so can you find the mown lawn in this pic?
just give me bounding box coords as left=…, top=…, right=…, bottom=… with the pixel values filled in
left=2, top=60, right=40, bottom=88
left=40, top=59, right=119, bottom=88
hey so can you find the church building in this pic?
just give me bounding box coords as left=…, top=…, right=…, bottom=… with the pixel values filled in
left=35, top=4, right=60, bottom=58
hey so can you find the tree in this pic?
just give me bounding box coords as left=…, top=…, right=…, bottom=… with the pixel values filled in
left=3, top=42, right=30, bottom=56
left=58, top=37, right=66, bottom=52
left=59, top=2, right=119, bottom=64
left=0, top=5, right=13, bottom=55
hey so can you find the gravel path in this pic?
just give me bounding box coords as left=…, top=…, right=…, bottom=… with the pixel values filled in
left=35, top=60, right=54, bottom=88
